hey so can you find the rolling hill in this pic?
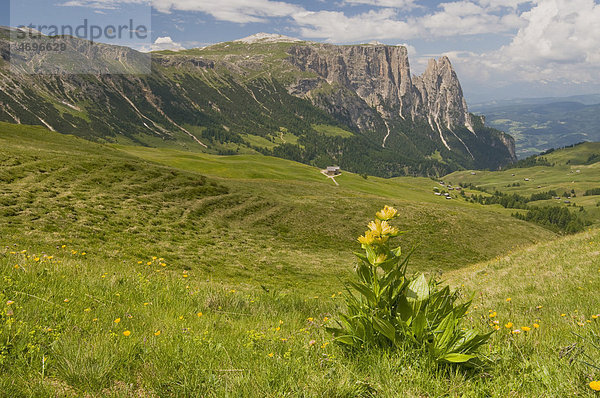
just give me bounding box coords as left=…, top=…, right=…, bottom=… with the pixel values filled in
left=444, top=142, right=600, bottom=228
left=1, top=122, right=598, bottom=395
left=0, top=121, right=551, bottom=291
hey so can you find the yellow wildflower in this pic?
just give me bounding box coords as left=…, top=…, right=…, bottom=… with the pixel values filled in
left=114, top=318, right=121, bottom=323
left=592, top=315, right=598, bottom=319
left=505, top=322, right=513, bottom=328
left=561, top=314, right=566, bottom=317
left=376, top=205, right=398, bottom=221
left=123, top=330, right=131, bottom=337
left=268, top=353, right=274, bottom=358
left=64, top=299, right=70, bottom=303
left=197, top=312, right=203, bottom=317
left=522, top=326, right=531, bottom=332
left=358, top=231, right=376, bottom=245
left=307, top=317, right=314, bottom=322
left=489, top=311, right=497, bottom=318
left=506, top=298, right=511, bottom=302
left=590, top=381, right=600, bottom=391
left=154, top=330, right=161, bottom=336
left=84, top=308, right=91, bottom=312
left=512, top=329, right=521, bottom=335
left=533, top=323, right=540, bottom=328
left=493, top=325, right=500, bottom=330
left=368, top=219, right=399, bottom=236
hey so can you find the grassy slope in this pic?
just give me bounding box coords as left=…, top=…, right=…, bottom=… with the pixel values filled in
left=2, top=197, right=599, bottom=395
left=445, top=142, right=600, bottom=225
left=115, top=144, right=555, bottom=272
left=6, top=123, right=600, bottom=395
left=445, top=227, right=600, bottom=396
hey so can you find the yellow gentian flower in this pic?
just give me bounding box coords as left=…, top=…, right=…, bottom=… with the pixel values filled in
left=376, top=205, right=398, bottom=221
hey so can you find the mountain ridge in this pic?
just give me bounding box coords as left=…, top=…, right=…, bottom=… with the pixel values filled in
left=0, top=28, right=516, bottom=176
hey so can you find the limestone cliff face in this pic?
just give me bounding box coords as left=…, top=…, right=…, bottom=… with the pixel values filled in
left=287, top=44, right=486, bottom=153
left=288, top=44, right=413, bottom=123
left=411, top=57, right=475, bottom=139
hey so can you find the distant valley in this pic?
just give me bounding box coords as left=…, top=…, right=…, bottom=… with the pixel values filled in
left=471, top=94, right=600, bottom=158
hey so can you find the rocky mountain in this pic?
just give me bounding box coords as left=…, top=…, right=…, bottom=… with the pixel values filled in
left=0, top=29, right=516, bottom=176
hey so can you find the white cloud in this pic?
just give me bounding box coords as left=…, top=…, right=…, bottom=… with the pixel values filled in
left=58, top=0, right=146, bottom=9
left=144, top=36, right=185, bottom=51
left=449, top=0, right=600, bottom=85
left=475, top=0, right=533, bottom=10
left=293, top=9, right=416, bottom=42
left=292, top=2, right=526, bottom=42
left=341, top=0, right=417, bottom=8
left=151, top=0, right=303, bottom=23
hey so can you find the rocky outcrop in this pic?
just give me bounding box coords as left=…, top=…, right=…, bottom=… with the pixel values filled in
left=287, top=44, right=479, bottom=150
left=288, top=44, right=413, bottom=120
left=412, top=57, right=474, bottom=134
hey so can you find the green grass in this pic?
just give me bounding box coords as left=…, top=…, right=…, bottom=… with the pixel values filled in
left=445, top=144, right=600, bottom=226
left=3, top=122, right=600, bottom=396
left=312, top=124, right=355, bottom=138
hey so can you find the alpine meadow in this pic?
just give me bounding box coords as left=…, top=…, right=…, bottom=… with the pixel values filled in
left=2, top=1, right=600, bottom=396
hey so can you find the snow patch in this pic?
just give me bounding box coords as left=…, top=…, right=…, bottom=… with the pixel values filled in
left=236, top=33, right=302, bottom=44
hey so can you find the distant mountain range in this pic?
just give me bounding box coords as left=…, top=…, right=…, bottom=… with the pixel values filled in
left=471, top=94, right=600, bottom=158
left=0, top=29, right=516, bottom=176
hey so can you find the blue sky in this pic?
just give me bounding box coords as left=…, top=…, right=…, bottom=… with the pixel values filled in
left=2, top=0, right=600, bottom=102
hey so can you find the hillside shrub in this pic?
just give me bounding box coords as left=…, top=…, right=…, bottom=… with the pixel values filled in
left=584, top=188, right=600, bottom=196
left=327, top=206, right=492, bottom=365
left=512, top=206, right=585, bottom=234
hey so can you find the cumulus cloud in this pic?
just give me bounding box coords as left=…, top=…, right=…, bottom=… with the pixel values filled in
left=448, top=0, right=600, bottom=85
left=58, top=0, right=146, bottom=9
left=292, top=2, right=526, bottom=42
left=341, top=0, right=417, bottom=8
left=151, top=0, right=303, bottom=23
left=141, top=36, right=185, bottom=51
